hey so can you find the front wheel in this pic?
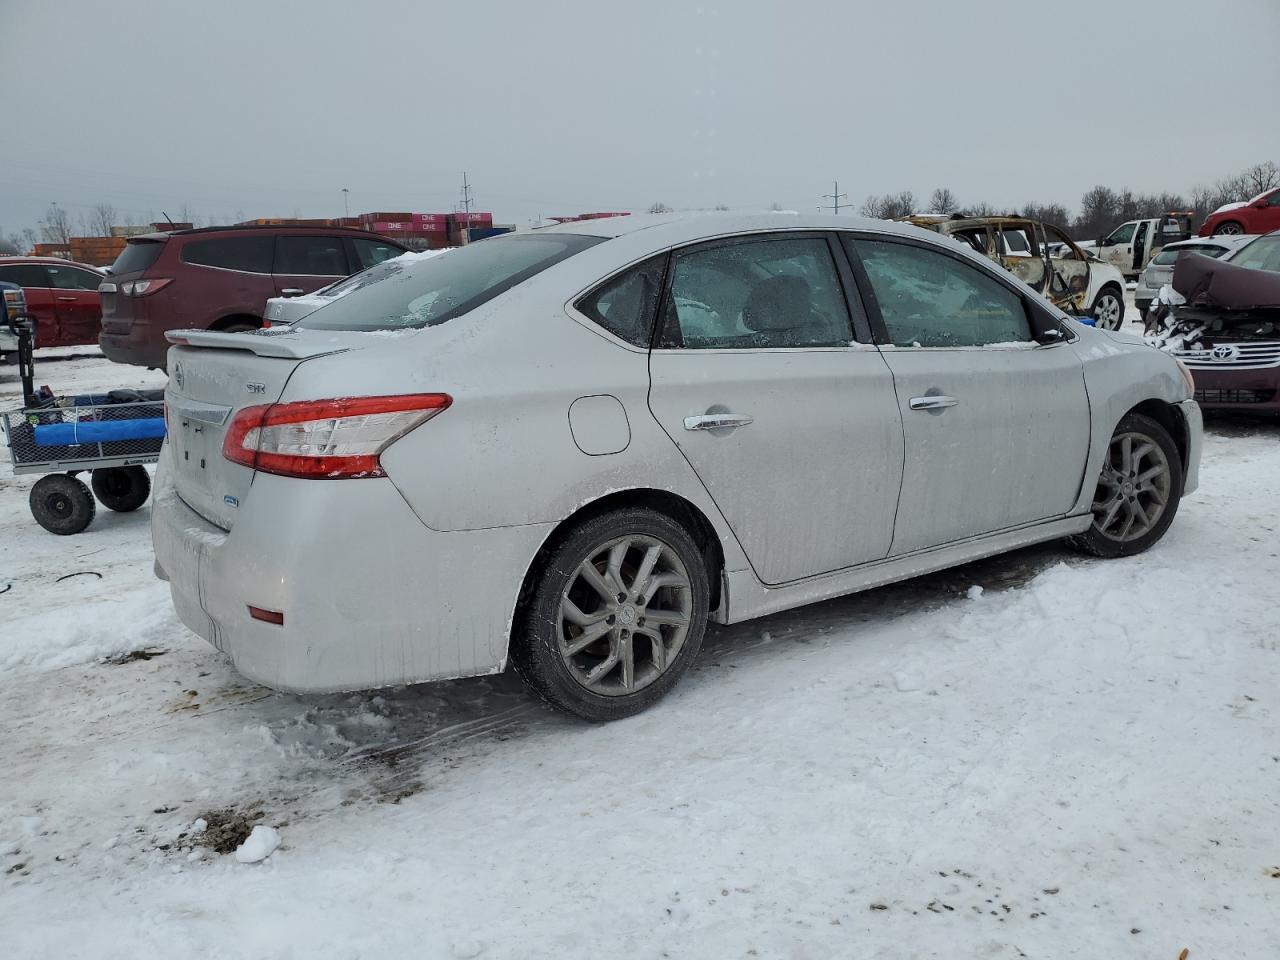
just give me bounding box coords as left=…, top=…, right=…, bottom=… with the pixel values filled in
left=30, top=474, right=96, bottom=535
left=1091, top=287, right=1125, bottom=331
left=512, top=508, right=709, bottom=721
left=1066, top=413, right=1183, bottom=558
left=1212, top=220, right=1244, bottom=236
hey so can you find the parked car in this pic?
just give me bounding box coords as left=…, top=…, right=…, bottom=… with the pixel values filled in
left=1, top=281, right=28, bottom=360
left=1134, top=234, right=1256, bottom=315
left=263, top=248, right=445, bottom=327
left=0, top=257, right=105, bottom=347
left=1198, top=187, right=1280, bottom=237
left=906, top=215, right=1128, bottom=329
left=1155, top=231, right=1280, bottom=415
left=98, top=225, right=408, bottom=368
left=153, top=214, right=1202, bottom=721
left=1077, top=214, right=1195, bottom=279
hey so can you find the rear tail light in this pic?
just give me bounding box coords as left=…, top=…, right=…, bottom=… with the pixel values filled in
left=120, top=278, right=172, bottom=297
left=222, top=394, right=451, bottom=479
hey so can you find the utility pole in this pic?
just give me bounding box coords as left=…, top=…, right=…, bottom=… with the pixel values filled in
left=819, top=181, right=848, bottom=215
left=341, top=187, right=349, bottom=219
left=458, top=171, right=474, bottom=245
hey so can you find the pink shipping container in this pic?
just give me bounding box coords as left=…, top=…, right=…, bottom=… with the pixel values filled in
left=411, top=214, right=449, bottom=227
left=449, top=212, right=494, bottom=226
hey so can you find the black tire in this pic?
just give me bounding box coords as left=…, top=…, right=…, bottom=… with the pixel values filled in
left=30, top=474, right=96, bottom=535
left=1212, top=220, right=1244, bottom=237
left=512, top=507, right=710, bottom=721
left=91, top=466, right=151, bottom=512
left=1091, top=285, right=1126, bottom=331
left=1066, top=413, right=1183, bottom=559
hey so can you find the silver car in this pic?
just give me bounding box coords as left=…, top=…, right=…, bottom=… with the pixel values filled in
left=1134, top=234, right=1256, bottom=315
left=153, top=214, right=1202, bottom=720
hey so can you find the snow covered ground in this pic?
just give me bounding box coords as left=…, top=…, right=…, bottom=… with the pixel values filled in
left=3, top=326, right=1278, bottom=959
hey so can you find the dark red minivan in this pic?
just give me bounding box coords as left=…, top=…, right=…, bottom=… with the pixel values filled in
left=98, top=225, right=407, bottom=368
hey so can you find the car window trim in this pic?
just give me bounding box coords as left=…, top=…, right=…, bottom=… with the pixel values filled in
left=563, top=252, right=672, bottom=353
left=651, top=230, right=859, bottom=352
left=840, top=230, right=1068, bottom=350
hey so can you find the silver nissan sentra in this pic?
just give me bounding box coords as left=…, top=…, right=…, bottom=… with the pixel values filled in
left=152, top=214, right=1202, bottom=720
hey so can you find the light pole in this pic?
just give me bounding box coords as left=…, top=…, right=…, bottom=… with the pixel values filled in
left=341, top=188, right=350, bottom=219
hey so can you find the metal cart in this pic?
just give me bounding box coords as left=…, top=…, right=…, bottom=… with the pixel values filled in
left=2, top=313, right=165, bottom=535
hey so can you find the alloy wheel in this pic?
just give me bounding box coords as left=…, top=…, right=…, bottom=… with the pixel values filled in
left=1093, top=293, right=1123, bottom=330
left=558, top=535, right=693, bottom=697
left=1214, top=222, right=1244, bottom=236
left=1090, top=432, right=1172, bottom=542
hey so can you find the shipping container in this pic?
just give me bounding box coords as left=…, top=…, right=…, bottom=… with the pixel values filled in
left=449, top=212, right=494, bottom=226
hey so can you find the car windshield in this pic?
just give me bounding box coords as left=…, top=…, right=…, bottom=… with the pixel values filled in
left=296, top=234, right=603, bottom=331
left=1228, top=234, right=1280, bottom=273
left=1152, top=244, right=1226, bottom=266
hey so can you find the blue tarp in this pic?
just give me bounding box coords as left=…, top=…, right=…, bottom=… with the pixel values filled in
left=34, top=417, right=166, bottom=446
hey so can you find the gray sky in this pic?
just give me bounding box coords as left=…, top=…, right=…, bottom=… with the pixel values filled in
left=3, top=0, right=1278, bottom=234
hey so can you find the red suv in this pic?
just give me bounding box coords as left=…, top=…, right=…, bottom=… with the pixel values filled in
left=0, top=257, right=104, bottom=347
left=98, top=225, right=407, bottom=368
left=1199, top=187, right=1280, bottom=237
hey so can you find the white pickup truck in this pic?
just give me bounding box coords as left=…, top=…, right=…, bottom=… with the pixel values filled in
left=1076, top=215, right=1194, bottom=279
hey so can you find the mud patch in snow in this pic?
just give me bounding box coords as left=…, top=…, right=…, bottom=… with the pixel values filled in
left=191, top=807, right=265, bottom=854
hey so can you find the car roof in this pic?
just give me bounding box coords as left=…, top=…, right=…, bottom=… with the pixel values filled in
left=1167, top=235, right=1257, bottom=249
left=0, top=256, right=103, bottom=268
left=129, top=224, right=401, bottom=242
left=535, top=211, right=942, bottom=246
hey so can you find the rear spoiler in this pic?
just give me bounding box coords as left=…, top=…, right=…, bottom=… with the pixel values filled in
left=165, top=328, right=346, bottom=360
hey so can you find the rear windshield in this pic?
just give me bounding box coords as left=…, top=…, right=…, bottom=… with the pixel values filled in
left=1152, top=244, right=1227, bottom=266
left=110, top=240, right=165, bottom=275
left=296, top=234, right=603, bottom=331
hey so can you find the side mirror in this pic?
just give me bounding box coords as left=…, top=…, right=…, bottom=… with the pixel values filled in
left=1253, top=198, right=1269, bottom=209
left=1097, top=236, right=1111, bottom=246
left=1035, top=325, right=1067, bottom=345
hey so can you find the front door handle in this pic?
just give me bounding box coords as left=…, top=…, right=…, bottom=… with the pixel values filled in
left=57, top=296, right=77, bottom=302
left=684, top=413, right=754, bottom=431
left=909, top=395, right=959, bottom=411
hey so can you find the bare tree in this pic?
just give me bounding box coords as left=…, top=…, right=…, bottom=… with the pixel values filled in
left=860, top=191, right=916, bottom=220
left=89, top=203, right=117, bottom=236
left=927, top=188, right=958, bottom=215
left=714, top=203, right=729, bottom=211
left=647, top=202, right=673, bottom=214
left=39, top=204, right=73, bottom=246
left=1022, top=202, right=1072, bottom=229
left=1242, top=161, right=1280, bottom=196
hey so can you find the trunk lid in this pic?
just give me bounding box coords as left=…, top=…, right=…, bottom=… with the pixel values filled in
left=164, top=329, right=367, bottom=530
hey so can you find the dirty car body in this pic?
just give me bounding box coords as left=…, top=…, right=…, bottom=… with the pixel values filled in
left=1154, top=233, right=1280, bottom=415
left=151, top=214, right=1201, bottom=715
left=904, top=216, right=1127, bottom=329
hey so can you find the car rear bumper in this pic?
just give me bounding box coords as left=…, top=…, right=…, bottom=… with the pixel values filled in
left=151, top=442, right=555, bottom=693
left=100, top=320, right=167, bottom=368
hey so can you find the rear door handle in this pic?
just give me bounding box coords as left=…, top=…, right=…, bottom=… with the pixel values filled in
left=909, top=395, right=959, bottom=411
left=684, top=413, right=753, bottom=431
left=57, top=296, right=77, bottom=302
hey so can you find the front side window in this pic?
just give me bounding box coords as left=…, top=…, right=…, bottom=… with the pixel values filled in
left=350, top=238, right=405, bottom=270
left=577, top=255, right=665, bottom=347
left=182, top=235, right=274, bottom=273
left=46, top=265, right=103, bottom=290
left=853, top=239, right=1032, bottom=348
left=1106, top=222, right=1136, bottom=245
left=659, top=236, right=852, bottom=349
left=297, top=233, right=603, bottom=331
left=275, top=236, right=348, bottom=276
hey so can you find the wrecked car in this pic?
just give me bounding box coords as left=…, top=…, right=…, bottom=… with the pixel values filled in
left=1149, top=232, right=1280, bottom=415
left=904, top=215, right=1127, bottom=330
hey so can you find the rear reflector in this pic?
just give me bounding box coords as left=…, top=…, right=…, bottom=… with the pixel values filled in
left=248, top=605, right=284, bottom=625
left=222, top=394, right=451, bottom=479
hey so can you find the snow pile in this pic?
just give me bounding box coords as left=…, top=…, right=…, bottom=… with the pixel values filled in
left=234, top=825, right=281, bottom=864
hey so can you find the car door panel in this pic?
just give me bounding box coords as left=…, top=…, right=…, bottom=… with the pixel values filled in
left=645, top=233, right=905, bottom=585
left=44, top=265, right=103, bottom=346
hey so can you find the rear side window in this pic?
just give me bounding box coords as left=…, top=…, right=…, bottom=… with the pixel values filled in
left=350, top=238, right=405, bottom=270
left=274, top=235, right=349, bottom=276
left=854, top=239, right=1032, bottom=347
left=1152, top=245, right=1226, bottom=266
left=46, top=265, right=103, bottom=290
left=181, top=236, right=274, bottom=273
left=0, top=263, right=49, bottom=287
left=577, top=255, right=666, bottom=346
left=297, top=233, right=604, bottom=331
left=110, top=240, right=165, bottom=275
left=659, top=236, right=852, bottom=349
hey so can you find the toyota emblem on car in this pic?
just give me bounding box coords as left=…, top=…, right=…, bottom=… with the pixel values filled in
left=1211, top=345, right=1239, bottom=362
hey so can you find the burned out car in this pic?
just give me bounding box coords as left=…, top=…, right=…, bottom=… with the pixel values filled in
left=1150, top=232, right=1280, bottom=415
left=905, top=216, right=1127, bottom=330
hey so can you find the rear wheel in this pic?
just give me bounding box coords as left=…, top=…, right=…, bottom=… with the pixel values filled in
left=91, top=466, right=151, bottom=512
left=1091, top=286, right=1125, bottom=331
left=1212, top=220, right=1244, bottom=236
left=30, top=474, right=96, bottom=535
left=1066, top=413, right=1182, bottom=558
left=512, top=507, right=709, bottom=721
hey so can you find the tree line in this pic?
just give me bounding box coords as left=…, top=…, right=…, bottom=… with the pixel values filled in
left=859, top=160, right=1279, bottom=241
